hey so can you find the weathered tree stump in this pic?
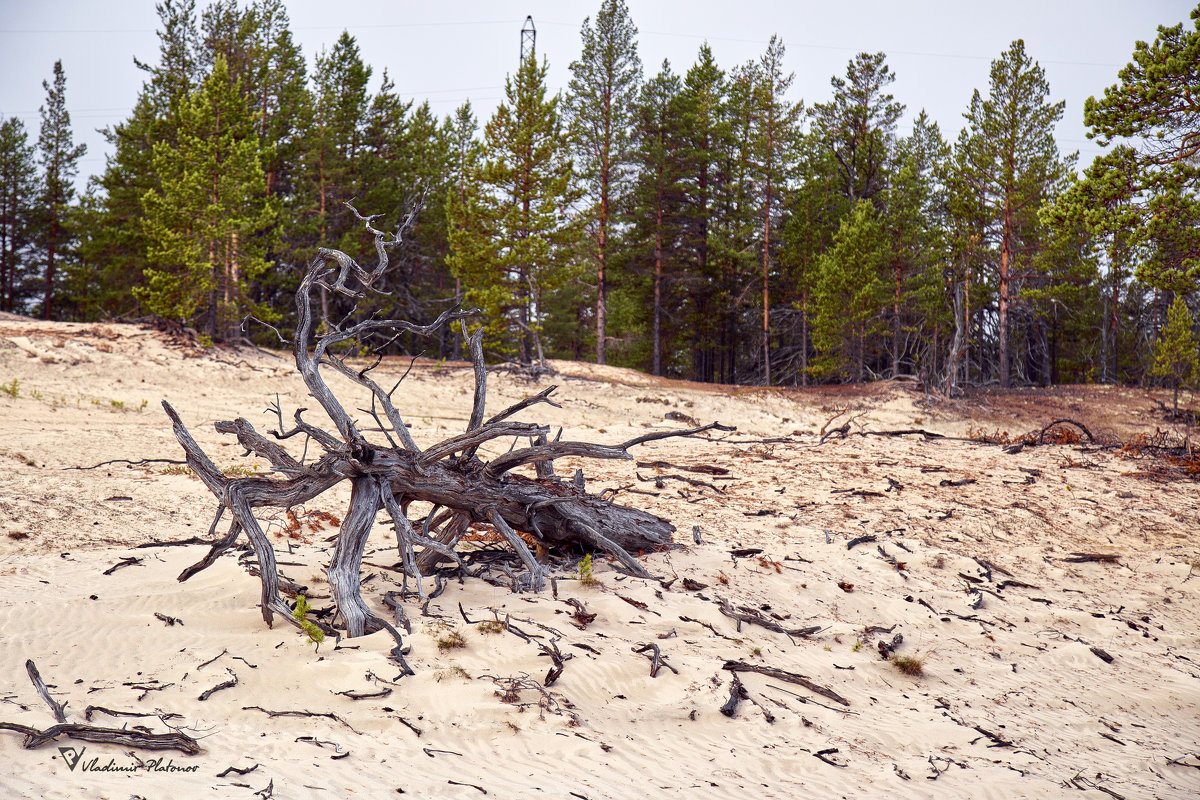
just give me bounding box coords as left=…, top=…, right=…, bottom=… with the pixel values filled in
left=163, top=203, right=730, bottom=671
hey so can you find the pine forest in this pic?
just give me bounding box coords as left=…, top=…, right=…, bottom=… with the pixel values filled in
left=3, top=0, right=1199, bottom=394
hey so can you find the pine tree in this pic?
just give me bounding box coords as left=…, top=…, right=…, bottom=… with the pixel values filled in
left=1082, top=9, right=1200, bottom=297
left=1041, top=147, right=1140, bottom=382
left=567, top=0, right=641, bottom=365
left=809, top=52, right=904, bottom=204
left=36, top=60, right=87, bottom=320
left=86, top=0, right=202, bottom=319
left=811, top=199, right=887, bottom=381
left=882, top=111, right=951, bottom=379
left=626, top=60, right=686, bottom=376
left=0, top=118, right=38, bottom=313
left=1151, top=296, right=1200, bottom=411
left=749, top=35, right=802, bottom=385
left=676, top=44, right=731, bottom=382
left=138, top=55, right=277, bottom=340
left=304, top=32, right=372, bottom=263
left=952, top=39, right=1068, bottom=388
left=779, top=136, right=849, bottom=384
left=447, top=55, right=579, bottom=366
left=444, top=102, right=481, bottom=352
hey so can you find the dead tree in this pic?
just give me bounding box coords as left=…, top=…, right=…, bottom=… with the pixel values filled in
left=163, top=203, right=730, bottom=671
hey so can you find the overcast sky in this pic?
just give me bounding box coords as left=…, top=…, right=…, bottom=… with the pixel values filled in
left=0, top=0, right=1194, bottom=191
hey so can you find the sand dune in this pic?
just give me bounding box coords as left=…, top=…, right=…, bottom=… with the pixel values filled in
left=0, top=317, right=1198, bottom=799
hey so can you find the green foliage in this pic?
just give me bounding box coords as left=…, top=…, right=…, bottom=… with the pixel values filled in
left=1081, top=9, right=1200, bottom=295
left=952, top=39, right=1072, bottom=387
left=891, top=654, right=925, bottom=676
left=811, top=200, right=887, bottom=380
left=435, top=628, right=467, bottom=652
left=567, top=0, right=642, bottom=364
left=36, top=59, right=87, bottom=320
left=1151, top=296, right=1200, bottom=410
left=137, top=55, right=278, bottom=340
left=0, top=117, right=39, bottom=314
left=292, top=594, right=325, bottom=647
left=17, top=3, right=1200, bottom=393
left=577, top=553, right=599, bottom=586
left=809, top=52, right=904, bottom=204
left=448, top=54, right=580, bottom=366
left=1, top=378, right=18, bottom=399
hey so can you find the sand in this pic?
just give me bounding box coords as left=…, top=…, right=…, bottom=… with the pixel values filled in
left=0, top=316, right=1198, bottom=799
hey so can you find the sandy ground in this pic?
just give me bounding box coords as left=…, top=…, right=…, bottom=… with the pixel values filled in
left=0, top=317, right=1198, bottom=800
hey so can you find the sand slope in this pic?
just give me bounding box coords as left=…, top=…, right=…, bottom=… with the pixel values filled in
left=0, top=318, right=1198, bottom=799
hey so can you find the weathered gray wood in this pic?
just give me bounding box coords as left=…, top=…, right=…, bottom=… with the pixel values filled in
left=328, top=476, right=382, bottom=638
left=159, top=202, right=725, bottom=668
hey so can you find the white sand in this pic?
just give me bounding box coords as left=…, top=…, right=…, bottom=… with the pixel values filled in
left=0, top=317, right=1197, bottom=799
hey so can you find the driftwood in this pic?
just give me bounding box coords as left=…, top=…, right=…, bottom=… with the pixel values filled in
left=161, top=203, right=730, bottom=671
left=722, top=660, right=850, bottom=707
left=0, top=661, right=201, bottom=755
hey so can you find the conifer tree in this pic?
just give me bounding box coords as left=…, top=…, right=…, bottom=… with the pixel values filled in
left=952, top=39, right=1068, bottom=387
left=0, top=118, right=38, bottom=313
left=809, top=52, right=904, bottom=204
left=676, top=44, right=731, bottom=382
left=305, top=32, right=372, bottom=252
left=779, top=137, right=848, bottom=384
left=626, top=60, right=686, bottom=376
left=36, top=60, right=87, bottom=320
left=138, top=55, right=277, bottom=340
left=567, top=0, right=641, bottom=365
left=447, top=55, right=578, bottom=366
left=882, top=112, right=951, bottom=378
left=1151, top=295, right=1200, bottom=411
left=1081, top=9, right=1200, bottom=296
left=811, top=199, right=887, bottom=381
left=1042, top=147, right=1140, bottom=382
left=84, top=0, right=202, bottom=318
left=749, top=35, right=802, bottom=384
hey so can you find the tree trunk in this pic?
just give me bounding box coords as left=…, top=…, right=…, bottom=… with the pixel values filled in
left=43, top=214, right=56, bottom=320
left=652, top=192, right=663, bottom=377
left=800, top=292, right=809, bottom=387
left=761, top=176, right=771, bottom=386
left=892, top=259, right=902, bottom=378
left=596, top=184, right=608, bottom=366
left=998, top=204, right=1012, bottom=388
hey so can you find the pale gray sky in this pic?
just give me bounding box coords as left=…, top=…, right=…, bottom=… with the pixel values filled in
left=0, top=0, right=1194, bottom=190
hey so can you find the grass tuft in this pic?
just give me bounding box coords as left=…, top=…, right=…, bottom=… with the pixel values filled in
left=891, top=654, right=925, bottom=676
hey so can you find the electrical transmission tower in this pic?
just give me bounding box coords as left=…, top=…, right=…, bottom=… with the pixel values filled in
left=520, top=15, right=536, bottom=63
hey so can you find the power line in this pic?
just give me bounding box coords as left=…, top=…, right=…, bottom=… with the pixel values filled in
left=535, top=19, right=1124, bottom=69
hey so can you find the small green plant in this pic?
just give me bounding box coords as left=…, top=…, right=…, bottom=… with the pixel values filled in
left=891, top=654, right=925, bottom=676
left=223, top=464, right=258, bottom=477
left=199, top=334, right=214, bottom=348
left=110, top=399, right=125, bottom=411
left=577, top=554, right=599, bottom=587
left=477, top=619, right=506, bottom=634
left=159, top=465, right=192, bottom=476
left=436, top=629, right=467, bottom=652
left=1, top=379, right=18, bottom=399
left=137, top=399, right=149, bottom=413
left=292, top=594, right=325, bottom=647
left=852, top=639, right=863, bottom=652
left=29, top=389, right=43, bottom=401
left=750, top=646, right=762, bottom=657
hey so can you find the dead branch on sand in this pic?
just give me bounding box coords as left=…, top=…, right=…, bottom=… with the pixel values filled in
left=160, top=202, right=732, bottom=672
